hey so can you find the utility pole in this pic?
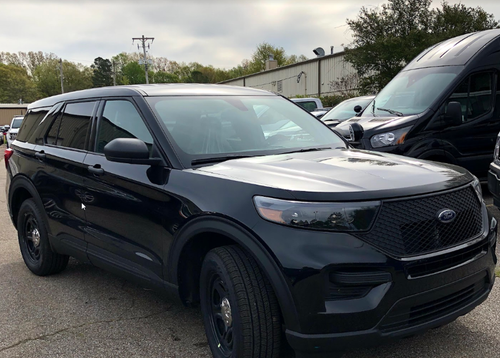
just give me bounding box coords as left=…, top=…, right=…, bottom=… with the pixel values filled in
left=59, top=58, right=64, bottom=93
left=112, top=60, right=116, bottom=86
left=132, top=35, right=154, bottom=84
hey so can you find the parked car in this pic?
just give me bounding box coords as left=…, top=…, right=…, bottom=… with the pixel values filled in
left=290, top=97, right=325, bottom=112
left=488, top=132, right=500, bottom=206
left=339, top=29, right=500, bottom=180
left=6, top=116, right=24, bottom=148
left=6, top=84, right=496, bottom=358
left=321, top=95, right=375, bottom=128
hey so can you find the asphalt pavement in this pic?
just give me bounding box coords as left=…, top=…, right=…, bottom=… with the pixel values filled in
left=1, top=151, right=500, bottom=358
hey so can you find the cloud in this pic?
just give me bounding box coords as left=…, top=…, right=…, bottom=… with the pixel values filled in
left=0, top=0, right=499, bottom=70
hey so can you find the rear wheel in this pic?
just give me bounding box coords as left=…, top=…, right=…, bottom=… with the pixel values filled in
left=200, top=245, right=281, bottom=358
left=17, top=199, right=69, bottom=276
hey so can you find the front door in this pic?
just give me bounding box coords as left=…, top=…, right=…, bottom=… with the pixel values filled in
left=82, top=99, right=172, bottom=285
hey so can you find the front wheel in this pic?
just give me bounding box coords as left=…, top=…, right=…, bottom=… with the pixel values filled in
left=17, top=199, right=69, bottom=276
left=200, top=245, right=281, bottom=358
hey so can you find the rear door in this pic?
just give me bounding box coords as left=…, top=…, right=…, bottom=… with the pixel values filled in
left=34, top=100, right=97, bottom=257
left=82, top=98, right=173, bottom=286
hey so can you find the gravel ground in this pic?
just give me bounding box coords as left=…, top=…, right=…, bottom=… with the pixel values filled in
left=0, top=149, right=499, bottom=358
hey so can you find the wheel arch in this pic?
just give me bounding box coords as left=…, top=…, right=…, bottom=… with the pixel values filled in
left=9, top=175, right=48, bottom=232
left=167, top=215, right=301, bottom=332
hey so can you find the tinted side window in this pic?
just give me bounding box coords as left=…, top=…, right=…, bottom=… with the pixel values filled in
left=95, top=100, right=153, bottom=154
left=48, top=102, right=96, bottom=149
left=16, top=108, right=49, bottom=143
left=448, top=72, right=493, bottom=123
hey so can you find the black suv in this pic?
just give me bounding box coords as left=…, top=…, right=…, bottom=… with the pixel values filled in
left=5, top=85, right=497, bottom=358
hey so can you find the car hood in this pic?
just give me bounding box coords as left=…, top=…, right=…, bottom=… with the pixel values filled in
left=194, top=149, right=473, bottom=201
left=9, top=128, right=20, bottom=133
left=334, top=115, right=417, bottom=137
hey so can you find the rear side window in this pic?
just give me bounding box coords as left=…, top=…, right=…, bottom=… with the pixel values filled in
left=46, top=101, right=96, bottom=149
left=95, top=100, right=153, bottom=154
left=16, top=108, right=49, bottom=143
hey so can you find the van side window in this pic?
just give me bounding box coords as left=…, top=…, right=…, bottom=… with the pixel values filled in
left=16, top=108, right=49, bottom=143
left=95, top=100, right=153, bottom=154
left=447, top=72, right=492, bottom=123
left=45, top=101, right=96, bottom=149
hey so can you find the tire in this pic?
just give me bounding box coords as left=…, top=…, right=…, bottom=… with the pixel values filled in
left=17, top=199, right=69, bottom=276
left=200, top=245, right=281, bottom=358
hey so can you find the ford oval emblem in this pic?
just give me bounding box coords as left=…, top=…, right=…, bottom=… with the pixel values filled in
left=437, top=209, right=456, bottom=224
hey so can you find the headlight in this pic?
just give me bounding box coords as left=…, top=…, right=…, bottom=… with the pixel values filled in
left=370, top=126, right=411, bottom=148
left=472, top=176, right=483, bottom=201
left=253, top=196, right=380, bottom=232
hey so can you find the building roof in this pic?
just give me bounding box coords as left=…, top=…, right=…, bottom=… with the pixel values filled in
left=0, top=104, right=29, bottom=109
left=29, top=84, right=274, bottom=109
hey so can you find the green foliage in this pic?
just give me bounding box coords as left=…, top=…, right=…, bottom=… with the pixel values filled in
left=151, top=71, right=179, bottom=83
left=122, top=62, right=145, bottom=84
left=33, top=59, right=92, bottom=97
left=345, top=0, right=499, bottom=93
left=0, top=64, right=38, bottom=103
left=91, top=57, right=113, bottom=87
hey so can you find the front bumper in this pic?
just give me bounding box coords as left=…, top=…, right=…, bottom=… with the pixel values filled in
left=254, top=205, right=497, bottom=357
left=287, top=268, right=495, bottom=357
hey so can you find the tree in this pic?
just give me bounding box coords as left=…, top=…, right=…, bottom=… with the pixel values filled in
left=122, top=62, right=145, bottom=84
left=345, top=0, right=499, bottom=93
left=0, top=64, right=38, bottom=103
left=33, top=59, right=92, bottom=97
left=151, top=71, right=179, bottom=83
left=247, top=43, right=289, bottom=73
left=91, top=57, right=113, bottom=87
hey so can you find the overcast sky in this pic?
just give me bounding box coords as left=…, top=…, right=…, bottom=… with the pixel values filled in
left=1, top=0, right=500, bottom=69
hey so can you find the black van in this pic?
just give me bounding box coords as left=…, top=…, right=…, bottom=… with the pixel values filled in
left=336, top=29, right=500, bottom=179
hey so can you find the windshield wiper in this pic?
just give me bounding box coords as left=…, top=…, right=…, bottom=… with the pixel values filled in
left=376, top=107, right=404, bottom=116
left=281, top=146, right=333, bottom=154
left=191, top=155, right=255, bottom=165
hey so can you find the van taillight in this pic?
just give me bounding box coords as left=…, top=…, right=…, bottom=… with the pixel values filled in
left=4, top=148, right=13, bottom=168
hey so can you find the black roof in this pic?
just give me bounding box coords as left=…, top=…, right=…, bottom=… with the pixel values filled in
left=29, top=84, right=274, bottom=109
left=405, top=29, right=500, bottom=70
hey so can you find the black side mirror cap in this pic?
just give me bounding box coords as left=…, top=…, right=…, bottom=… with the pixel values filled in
left=349, top=123, right=364, bottom=142
left=354, top=105, right=362, bottom=113
left=104, top=138, right=162, bottom=165
left=445, top=101, right=462, bottom=126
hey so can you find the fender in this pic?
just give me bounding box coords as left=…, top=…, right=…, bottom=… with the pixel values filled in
left=416, top=149, right=458, bottom=164
left=8, top=174, right=50, bottom=232
left=167, top=215, right=302, bottom=332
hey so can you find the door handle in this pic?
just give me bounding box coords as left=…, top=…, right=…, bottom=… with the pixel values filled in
left=35, top=151, right=46, bottom=160
left=88, top=165, right=104, bottom=176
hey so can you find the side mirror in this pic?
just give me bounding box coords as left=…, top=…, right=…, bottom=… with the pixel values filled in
left=354, top=105, right=362, bottom=113
left=349, top=123, right=364, bottom=142
left=445, top=101, right=462, bottom=126
left=104, top=138, right=162, bottom=165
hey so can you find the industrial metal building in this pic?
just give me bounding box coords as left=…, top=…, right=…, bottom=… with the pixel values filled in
left=0, top=104, right=28, bottom=125
left=219, top=51, right=357, bottom=98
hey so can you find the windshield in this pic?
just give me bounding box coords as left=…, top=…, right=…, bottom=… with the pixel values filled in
left=11, top=117, right=23, bottom=128
left=147, top=95, right=346, bottom=167
left=361, top=67, right=461, bottom=117
left=322, top=97, right=374, bottom=121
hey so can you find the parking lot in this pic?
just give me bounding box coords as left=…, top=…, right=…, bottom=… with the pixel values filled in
left=1, top=153, right=500, bottom=358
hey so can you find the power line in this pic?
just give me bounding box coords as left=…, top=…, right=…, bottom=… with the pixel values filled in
left=132, top=35, right=154, bottom=84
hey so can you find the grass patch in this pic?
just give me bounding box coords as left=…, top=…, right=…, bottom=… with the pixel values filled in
left=495, top=267, right=500, bottom=278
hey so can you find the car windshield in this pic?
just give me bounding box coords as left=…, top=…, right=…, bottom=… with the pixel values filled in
left=147, top=95, right=346, bottom=167
left=322, top=97, right=373, bottom=121
left=11, top=118, right=23, bottom=128
left=361, top=67, right=461, bottom=117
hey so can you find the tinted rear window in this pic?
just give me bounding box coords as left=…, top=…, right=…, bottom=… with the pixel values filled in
left=16, top=109, right=49, bottom=143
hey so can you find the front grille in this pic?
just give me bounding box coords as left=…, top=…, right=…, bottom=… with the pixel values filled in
left=357, top=186, right=483, bottom=257
left=380, top=276, right=487, bottom=332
